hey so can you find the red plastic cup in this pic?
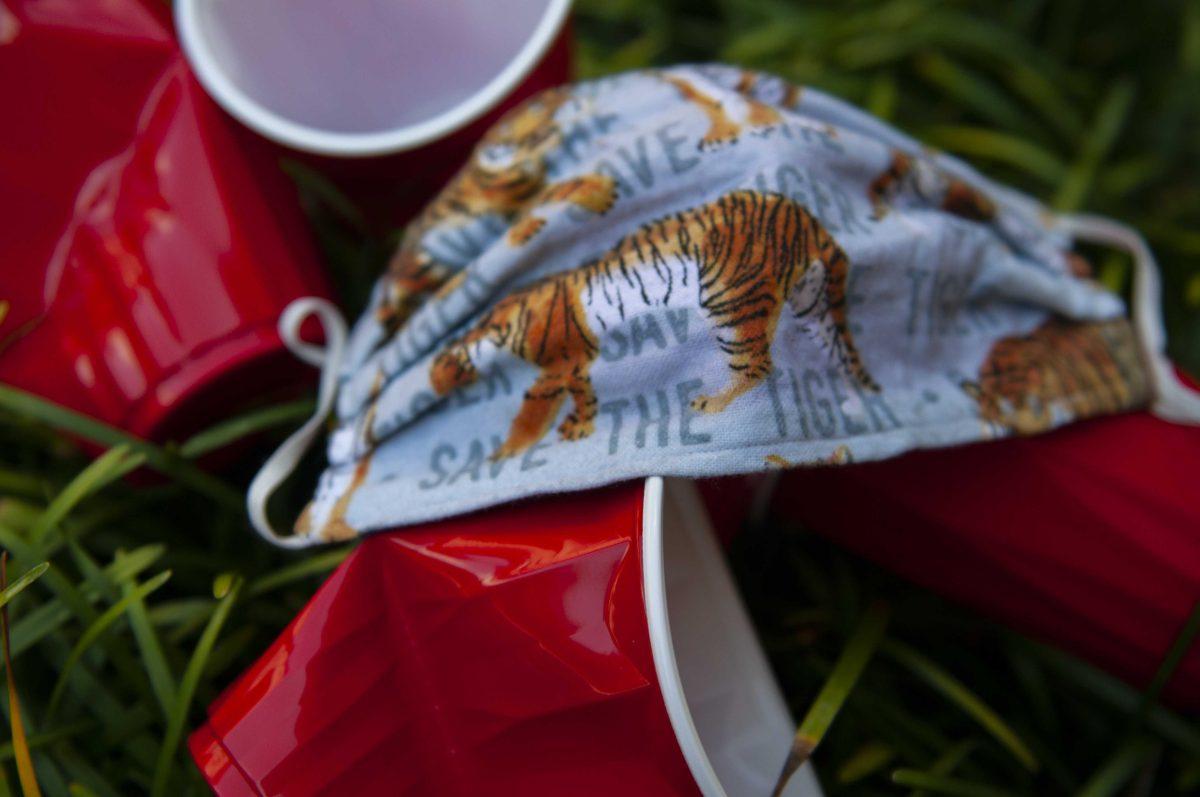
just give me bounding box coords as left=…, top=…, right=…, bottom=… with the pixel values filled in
left=0, top=0, right=333, bottom=441
left=174, top=0, right=574, bottom=227
left=770, top=391, right=1200, bottom=708
left=189, top=478, right=821, bottom=797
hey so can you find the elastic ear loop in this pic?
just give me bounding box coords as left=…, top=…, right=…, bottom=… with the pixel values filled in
left=1057, top=214, right=1200, bottom=424
left=246, top=297, right=349, bottom=548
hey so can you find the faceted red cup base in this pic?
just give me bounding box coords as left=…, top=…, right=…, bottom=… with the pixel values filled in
left=189, top=478, right=820, bottom=797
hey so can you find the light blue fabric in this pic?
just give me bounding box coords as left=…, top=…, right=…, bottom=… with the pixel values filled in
left=295, top=64, right=1135, bottom=543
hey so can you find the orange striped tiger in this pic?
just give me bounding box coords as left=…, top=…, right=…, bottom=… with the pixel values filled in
left=430, top=190, right=878, bottom=459
left=961, top=317, right=1148, bottom=435
left=662, top=70, right=794, bottom=149
left=378, top=87, right=617, bottom=334
left=868, top=150, right=996, bottom=222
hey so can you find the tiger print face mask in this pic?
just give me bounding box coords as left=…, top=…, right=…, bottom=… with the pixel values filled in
left=249, top=64, right=1200, bottom=547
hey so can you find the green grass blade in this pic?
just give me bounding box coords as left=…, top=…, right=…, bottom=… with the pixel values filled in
left=13, top=540, right=164, bottom=711
left=246, top=546, right=353, bottom=597
left=0, top=469, right=45, bottom=500
left=50, top=742, right=123, bottom=797
left=0, top=526, right=41, bottom=572
left=998, top=61, right=1084, bottom=142
left=883, top=640, right=1039, bottom=771
left=912, top=53, right=1035, bottom=134
left=146, top=599, right=216, bottom=633
left=279, top=160, right=368, bottom=232
left=836, top=740, right=895, bottom=784
left=1003, top=639, right=1059, bottom=738
left=891, top=769, right=1016, bottom=797
left=25, top=629, right=146, bottom=742
left=27, top=446, right=141, bottom=546
left=52, top=744, right=124, bottom=797
left=1053, top=79, right=1136, bottom=211
left=0, top=564, right=49, bottom=611
left=720, top=19, right=805, bottom=63
left=863, top=72, right=898, bottom=121
left=0, top=385, right=240, bottom=510
left=116, top=552, right=178, bottom=723
left=2, top=555, right=42, bottom=797
left=177, top=399, right=314, bottom=459
left=200, top=625, right=258, bottom=683
left=1129, top=599, right=1200, bottom=732
left=1075, top=737, right=1157, bottom=797
left=1031, top=644, right=1200, bottom=755
left=0, top=501, right=41, bottom=535
left=0, top=722, right=93, bottom=762
left=10, top=546, right=164, bottom=657
left=46, top=571, right=172, bottom=719
left=151, top=575, right=242, bottom=797
left=1177, top=757, right=1200, bottom=792
left=911, top=738, right=980, bottom=797
left=919, top=125, right=1066, bottom=184
left=771, top=600, right=890, bottom=796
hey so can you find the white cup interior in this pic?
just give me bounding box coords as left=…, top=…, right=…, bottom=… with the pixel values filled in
left=643, top=477, right=824, bottom=797
left=175, top=0, right=570, bottom=156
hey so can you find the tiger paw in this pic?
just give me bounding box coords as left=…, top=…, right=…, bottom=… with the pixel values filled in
left=592, top=183, right=618, bottom=214
left=690, top=394, right=731, bottom=414
left=698, top=134, right=737, bottom=151
left=558, top=413, right=595, bottom=441
left=507, top=217, right=546, bottom=246
left=575, top=177, right=618, bottom=215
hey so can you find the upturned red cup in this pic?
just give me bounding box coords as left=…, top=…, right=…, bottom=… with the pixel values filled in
left=771, top=374, right=1200, bottom=708
left=174, top=0, right=575, bottom=228
left=189, top=478, right=820, bottom=797
left=0, top=0, right=333, bottom=441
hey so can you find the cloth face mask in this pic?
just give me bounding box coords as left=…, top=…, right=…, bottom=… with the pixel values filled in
left=250, top=64, right=1200, bottom=547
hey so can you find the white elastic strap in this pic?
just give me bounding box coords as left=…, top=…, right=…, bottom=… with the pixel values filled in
left=1057, top=213, right=1200, bottom=424
left=246, top=297, right=349, bottom=548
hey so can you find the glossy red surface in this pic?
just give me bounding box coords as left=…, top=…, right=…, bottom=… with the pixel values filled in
left=0, top=0, right=332, bottom=441
left=774, top=400, right=1200, bottom=707
left=192, top=481, right=701, bottom=796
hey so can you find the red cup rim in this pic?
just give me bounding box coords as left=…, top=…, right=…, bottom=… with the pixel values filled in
left=174, top=0, right=573, bottom=157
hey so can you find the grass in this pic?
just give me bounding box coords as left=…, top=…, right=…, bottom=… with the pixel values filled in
left=729, top=520, right=1200, bottom=795
left=0, top=0, right=1198, bottom=794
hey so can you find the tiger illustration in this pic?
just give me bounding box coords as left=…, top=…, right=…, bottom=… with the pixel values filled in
left=663, top=70, right=791, bottom=150
left=377, top=87, right=618, bottom=334
left=961, top=317, right=1148, bottom=435
left=430, top=190, right=878, bottom=459
left=735, top=69, right=804, bottom=110
left=294, top=371, right=385, bottom=542
left=868, top=150, right=996, bottom=222
left=294, top=457, right=370, bottom=543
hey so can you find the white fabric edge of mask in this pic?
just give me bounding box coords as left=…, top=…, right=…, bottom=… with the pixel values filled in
left=246, top=297, right=349, bottom=549
left=1056, top=213, right=1200, bottom=425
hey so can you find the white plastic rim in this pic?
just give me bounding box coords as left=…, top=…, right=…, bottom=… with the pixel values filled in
left=642, top=477, right=823, bottom=797
left=174, top=0, right=572, bottom=157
